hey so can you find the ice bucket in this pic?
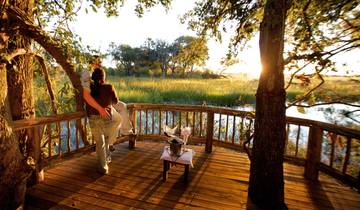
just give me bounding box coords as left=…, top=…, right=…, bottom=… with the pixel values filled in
left=168, top=138, right=183, bottom=156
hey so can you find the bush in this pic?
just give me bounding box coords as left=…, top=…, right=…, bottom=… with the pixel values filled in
left=201, top=69, right=223, bottom=79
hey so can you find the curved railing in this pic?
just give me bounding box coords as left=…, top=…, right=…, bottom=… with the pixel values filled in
left=12, top=112, right=93, bottom=184
left=11, top=103, right=360, bottom=189
left=127, top=103, right=360, bottom=190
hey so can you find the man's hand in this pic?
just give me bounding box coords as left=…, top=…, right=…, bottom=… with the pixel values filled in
left=98, top=107, right=111, bottom=119
left=83, top=90, right=110, bottom=119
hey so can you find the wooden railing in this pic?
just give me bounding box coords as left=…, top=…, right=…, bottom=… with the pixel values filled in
left=12, top=111, right=94, bottom=184
left=284, top=117, right=360, bottom=189
left=11, top=103, right=360, bottom=190
left=127, top=103, right=255, bottom=152
left=127, top=103, right=360, bottom=189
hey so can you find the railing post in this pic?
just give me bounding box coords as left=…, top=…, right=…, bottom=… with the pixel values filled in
left=28, top=126, right=44, bottom=185
left=305, top=125, right=323, bottom=180
left=128, top=106, right=136, bottom=149
left=205, top=111, right=214, bottom=153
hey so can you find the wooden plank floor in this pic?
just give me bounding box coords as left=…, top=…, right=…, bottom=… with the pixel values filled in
left=25, top=141, right=360, bottom=210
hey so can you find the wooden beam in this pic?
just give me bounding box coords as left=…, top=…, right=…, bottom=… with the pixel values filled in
left=305, top=126, right=323, bottom=180
left=206, top=111, right=214, bottom=153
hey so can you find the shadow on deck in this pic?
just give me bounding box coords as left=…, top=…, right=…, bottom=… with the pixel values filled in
left=25, top=141, right=360, bottom=210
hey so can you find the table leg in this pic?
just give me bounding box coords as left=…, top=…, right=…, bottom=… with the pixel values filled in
left=163, top=160, right=169, bottom=181
left=184, top=164, right=189, bottom=183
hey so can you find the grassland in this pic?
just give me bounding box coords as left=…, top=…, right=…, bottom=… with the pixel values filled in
left=107, top=76, right=360, bottom=106
left=108, top=76, right=258, bottom=106
left=33, top=74, right=360, bottom=116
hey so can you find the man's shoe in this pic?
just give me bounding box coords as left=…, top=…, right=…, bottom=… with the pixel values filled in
left=107, top=156, right=112, bottom=164
left=122, top=129, right=137, bottom=137
left=109, top=145, right=115, bottom=152
left=97, top=167, right=109, bottom=175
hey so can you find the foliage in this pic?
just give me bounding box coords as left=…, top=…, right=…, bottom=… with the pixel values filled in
left=183, top=0, right=360, bottom=107
left=171, top=36, right=209, bottom=75
left=108, top=43, right=136, bottom=76
left=142, top=38, right=172, bottom=77
left=182, top=0, right=263, bottom=58
left=33, top=69, right=76, bottom=116
left=107, top=35, right=209, bottom=77
left=200, top=69, right=224, bottom=79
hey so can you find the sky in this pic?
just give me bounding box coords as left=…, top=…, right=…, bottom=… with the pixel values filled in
left=70, top=0, right=359, bottom=78
left=70, top=0, right=262, bottom=77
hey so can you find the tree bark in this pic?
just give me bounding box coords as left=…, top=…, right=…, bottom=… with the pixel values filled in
left=161, top=66, right=167, bottom=78
left=0, top=2, right=32, bottom=208
left=6, top=5, right=84, bottom=111
left=248, top=0, right=288, bottom=209
left=6, top=0, right=35, bottom=160
left=0, top=62, right=32, bottom=210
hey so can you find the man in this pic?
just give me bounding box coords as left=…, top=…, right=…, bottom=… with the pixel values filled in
left=81, top=56, right=135, bottom=150
left=81, top=56, right=110, bottom=119
left=86, top=68, right=118, bottom=174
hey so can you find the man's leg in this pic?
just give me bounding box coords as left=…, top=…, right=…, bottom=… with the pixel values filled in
left=113, top=101, right=134, bottom=135
left=104, top=114, right=121, bottom=159
left=89, top=116, right=108, bottom=174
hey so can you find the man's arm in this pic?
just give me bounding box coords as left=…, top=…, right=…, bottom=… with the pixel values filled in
left=83, top=89, right=110, bottom=118
left=81, top=70, right=109, bottom=118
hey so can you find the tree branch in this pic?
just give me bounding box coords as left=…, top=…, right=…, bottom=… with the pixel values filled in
left=3, top=48, right=27, bottom=63
left=284, top=61, right=312, bottom=90
left=286, top=69, right=325, bottom=109
left=6, top=5, right=84, bottom=111
left=33, top=55, right=58, bottom=115
left=292, top=102, right=360, bottom=109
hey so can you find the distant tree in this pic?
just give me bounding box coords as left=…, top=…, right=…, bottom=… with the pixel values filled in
left=108, top=43, right=137, bottom=76
left=137, top=38, right=180, bottom=77
left=168, top=42, right=181, bottom=76
left=172, top=36, right=209, bottom=75
left=109, top=36, right=208, bottom=78
left=152, top=39, right=173, bottom=78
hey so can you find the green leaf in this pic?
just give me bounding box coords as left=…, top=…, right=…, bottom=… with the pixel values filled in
left=307, top=93, right=317, bottom=106
left=90, top=4, right=97, bottom=13
left=297, top=106, right=305, bottom=114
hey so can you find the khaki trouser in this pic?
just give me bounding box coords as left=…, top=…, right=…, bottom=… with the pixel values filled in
left=113, top=101, right=133, bottom=136
left=89, top=102, right=133, bottom=171
left=89, top=114, right=120, bottom=171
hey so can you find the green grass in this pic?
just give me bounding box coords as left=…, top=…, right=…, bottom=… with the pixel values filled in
left=285, top=76, right=360, bottom=103
left=108, top=76, right=258, bottom=107
left=33, top=74, right=360, bottom=116
left=106, top=76, right=360, bottom=107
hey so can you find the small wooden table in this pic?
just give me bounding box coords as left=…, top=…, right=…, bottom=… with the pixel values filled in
left=160, top=146, right=194, bottom=183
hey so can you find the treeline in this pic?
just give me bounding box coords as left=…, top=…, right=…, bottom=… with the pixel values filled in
left=105, top=35, right=218, bottom=78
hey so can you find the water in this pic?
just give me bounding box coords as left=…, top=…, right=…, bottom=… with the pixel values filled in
left=234, top=103, right=360, bottom=128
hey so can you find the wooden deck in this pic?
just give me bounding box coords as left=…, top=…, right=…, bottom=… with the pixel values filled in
left=25, top=141, right=360, bottom=210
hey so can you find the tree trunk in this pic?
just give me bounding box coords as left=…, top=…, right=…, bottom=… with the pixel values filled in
left=0, top=2, right=32, bottom=208
left=170, top=65, right=176, bottom=77
left=161, top=65, right=167, bottom=78
left=248, top=0, right=288, bottom=209
left=0, top=62, right=32, bottom=210
left=7, top=0, right=35, bottom=159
